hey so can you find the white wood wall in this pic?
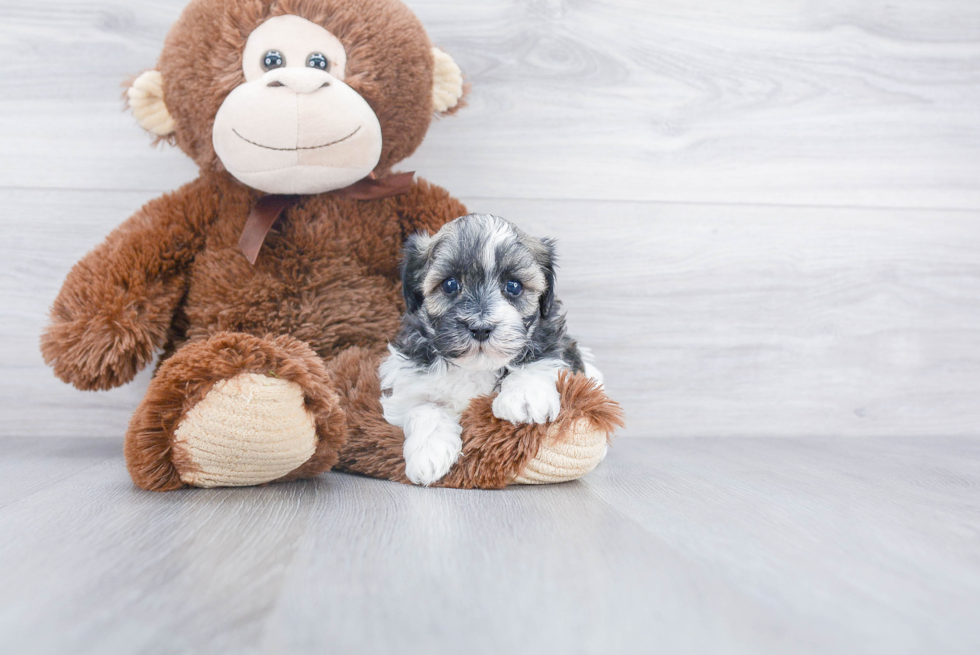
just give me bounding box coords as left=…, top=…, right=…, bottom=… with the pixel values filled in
left=1, top=0, right=978, bottom=438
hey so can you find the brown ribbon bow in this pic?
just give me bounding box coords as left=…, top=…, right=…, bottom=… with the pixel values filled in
left=238, top=171, right=416, bottom=265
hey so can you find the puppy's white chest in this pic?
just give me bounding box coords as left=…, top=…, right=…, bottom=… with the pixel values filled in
left=425, top=365, right=500, bottom=416
left=379, top=350, right=502, bottom=428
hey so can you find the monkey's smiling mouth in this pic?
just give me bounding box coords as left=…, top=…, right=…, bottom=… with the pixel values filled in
left=232, top=126, right=361, bottom=152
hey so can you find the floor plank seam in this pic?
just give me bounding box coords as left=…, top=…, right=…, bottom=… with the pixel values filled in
left=3, top=186, right=980, bottom=216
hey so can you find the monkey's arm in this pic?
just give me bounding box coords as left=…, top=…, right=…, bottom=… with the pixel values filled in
left=395, top=177, right=468, bottom=238
left=41, top=177, right=219, bottom=391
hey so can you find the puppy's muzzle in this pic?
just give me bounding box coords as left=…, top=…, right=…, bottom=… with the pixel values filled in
left=466, top=322, right=495, bottom=343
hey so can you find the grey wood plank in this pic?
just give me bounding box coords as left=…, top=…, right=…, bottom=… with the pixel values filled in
left=582, top=437, right=980, bottom=654
left=0, top=437, right=977, bottom=654
left=0, top=437, right=117, bottom=510
left=0, top=1, right=978, bottom=208
left=0, top=450, right=320, bottom=655
left=5, top=188, right=979, bottom=439
left=263, top=464, right=765, bottom=655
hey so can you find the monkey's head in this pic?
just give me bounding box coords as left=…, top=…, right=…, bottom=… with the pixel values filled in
left=127, top=0, right=466, bottom=195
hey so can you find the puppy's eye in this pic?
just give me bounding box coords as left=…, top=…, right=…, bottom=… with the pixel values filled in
left=262, top=50, right=285, bottom=71
left=307, top=53, right=329, bottom=71
left=505, top=280, right=524, bottom=296
left=442, top=278, right=460, bottom=295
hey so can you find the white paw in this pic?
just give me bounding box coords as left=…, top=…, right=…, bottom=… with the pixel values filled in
left=403, top=406, right=463, bottom=486
left=493, top=372, right=561, bottom=425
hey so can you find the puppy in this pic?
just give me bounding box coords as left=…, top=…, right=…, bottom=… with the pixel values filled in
left=380, top=213, right=603, bottom=486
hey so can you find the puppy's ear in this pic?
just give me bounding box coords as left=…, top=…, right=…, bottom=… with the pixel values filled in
left=536, top=237, right=558, bottom=319
left=401, top=232, right=433, bottom=313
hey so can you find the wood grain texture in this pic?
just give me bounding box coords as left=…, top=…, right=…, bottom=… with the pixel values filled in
left=2, top=3, right=979, bottom=653
left=5, top=188, right=979, bottom=439
left=0, top=0, right=978, bottom=208
left=1, top=4, right=978, bottom=436
left=0, top=437, right=978, bottom=654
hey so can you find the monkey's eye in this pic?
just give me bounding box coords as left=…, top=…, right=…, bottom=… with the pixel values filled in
left=262, top=50, right=285, bottom=71
left=307, top=53, right=330, bottom=71
left=442, top=278, right=460, bottom=295
left=505, top=280, right=524, bottom=296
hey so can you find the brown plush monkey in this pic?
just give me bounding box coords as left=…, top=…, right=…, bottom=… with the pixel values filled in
left=40, top=0, right=623, bottom=491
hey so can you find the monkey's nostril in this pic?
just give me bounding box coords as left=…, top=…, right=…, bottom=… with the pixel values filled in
left=267, top=81, right=285, bottom=88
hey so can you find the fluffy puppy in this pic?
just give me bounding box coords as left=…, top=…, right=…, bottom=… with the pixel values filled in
left=380, top=213, right=603, bottom=485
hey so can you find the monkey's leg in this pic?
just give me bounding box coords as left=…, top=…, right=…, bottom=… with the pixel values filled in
left=125, top=332, right=346, bottom=491
left=448, top=373, right=625, bottom=487
left=329, top=348, right=624, bottom=489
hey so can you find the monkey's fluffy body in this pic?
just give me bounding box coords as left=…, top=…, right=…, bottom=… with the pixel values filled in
left=170, top=178, right=428, bottom=357
left=40, top=0, right=623, bottom=491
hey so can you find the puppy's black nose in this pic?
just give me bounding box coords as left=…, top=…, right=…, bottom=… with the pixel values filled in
left=469, top=326, right=494, bottom=342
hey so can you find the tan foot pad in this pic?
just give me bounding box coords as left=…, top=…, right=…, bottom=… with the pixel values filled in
left=513, top=419, right=609, bottom=485
left=173, top=373, right=317, bottom=488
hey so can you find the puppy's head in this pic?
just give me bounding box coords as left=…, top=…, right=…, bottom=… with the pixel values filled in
left=402, top=214, right=556, bottom=370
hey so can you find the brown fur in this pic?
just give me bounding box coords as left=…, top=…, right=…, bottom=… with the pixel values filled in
left=329, top=347, right=413, bottom=484
left=41, top=0, right=623, bottom=491
left=125, top=332, right=346, bottom=491
left=441, top=372, right=625, bottom=488
left=40, top=176, right=219, bottom=391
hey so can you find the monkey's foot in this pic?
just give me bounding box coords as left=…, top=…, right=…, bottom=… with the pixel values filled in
left=172, top=373, right=317, bottom=488
left=125, top=332, right=346, bottom=491
left=512, top=419, right=609, bottom=485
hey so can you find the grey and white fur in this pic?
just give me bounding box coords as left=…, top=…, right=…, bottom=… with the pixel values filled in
left=379, top=213, right=603, bottom=486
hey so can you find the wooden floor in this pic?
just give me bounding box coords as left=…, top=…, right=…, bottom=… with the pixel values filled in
left=1, top=437, right=978, bottom=654
left=1, top=0, right=979, bottom=652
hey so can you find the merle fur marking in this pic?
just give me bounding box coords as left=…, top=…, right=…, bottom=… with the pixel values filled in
left=394, top=214, right=584, bottom=373
left=380, top=214, right=600, bottom=486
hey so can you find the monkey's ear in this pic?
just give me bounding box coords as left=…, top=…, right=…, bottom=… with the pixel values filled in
left=401, top=232, right=434, bottom=313
left=126, top=70, right=177, bottom=137
left=431, top=48, right=465, bottom=114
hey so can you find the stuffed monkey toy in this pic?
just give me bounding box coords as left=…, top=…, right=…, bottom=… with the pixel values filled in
left=41, top=0, right=623, bottom=491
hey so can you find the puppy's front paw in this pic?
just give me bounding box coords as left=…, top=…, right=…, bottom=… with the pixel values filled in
left=404, top=430, right=463, bottom=486
left=403, top=406, right=463, bottom=486
left=493, top=373, right=561, bottom=425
